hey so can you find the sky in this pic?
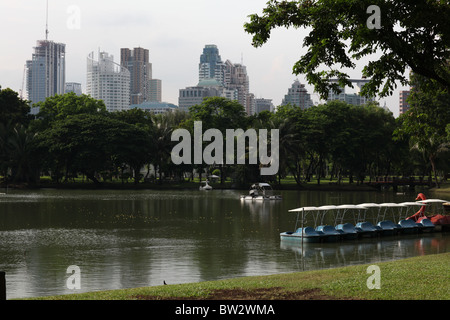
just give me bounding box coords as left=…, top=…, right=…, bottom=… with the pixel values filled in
left=0, top=0, right=409, bottom=117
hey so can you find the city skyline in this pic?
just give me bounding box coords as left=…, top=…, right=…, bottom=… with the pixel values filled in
left=1, top=0, right=409, bottom=117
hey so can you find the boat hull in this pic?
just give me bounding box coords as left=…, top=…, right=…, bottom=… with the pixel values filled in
left=316, top=225, right=341, bottom=242
left=355, top=222, right=378, bottom=238
left=377, top=220, right=399, bottom=236
left=398, top=219, right=418, bottom=234
left=280, top=232, right=321, bottom=243
left=335, top=223, right=358, bottom=240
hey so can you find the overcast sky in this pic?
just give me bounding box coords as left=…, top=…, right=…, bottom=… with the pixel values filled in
left=0, top=0, right=408, bottom=117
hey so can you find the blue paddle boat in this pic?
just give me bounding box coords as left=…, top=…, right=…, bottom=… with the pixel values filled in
left=398, top=219, right=419, bottom=234
left=355, top=221, right=378, bottom=237
left=377, top=220, right=400, bottom=236
left=335, top=223, right=358, bottom=240
left=280, top=227, right=322, bottom=243
left=315, top=225, right=341, bottom=242
left=416, top=218, right=435, bottom=233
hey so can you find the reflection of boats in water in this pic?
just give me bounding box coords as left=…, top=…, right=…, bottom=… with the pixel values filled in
left=240, top=183, right=282, bottom=201
left=280, top=232, right=450, bottom=270
left=199, top=180, right=212, bottom=191
left=280, top=194, right=449, bottom=244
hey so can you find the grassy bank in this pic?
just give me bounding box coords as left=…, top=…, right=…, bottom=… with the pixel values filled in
left=26, top=253, right=449, bottom=300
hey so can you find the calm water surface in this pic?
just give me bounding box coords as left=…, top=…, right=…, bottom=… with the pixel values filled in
left=0, top=188, right=448, bottom=299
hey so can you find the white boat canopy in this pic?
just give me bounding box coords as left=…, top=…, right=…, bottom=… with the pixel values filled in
left=358, top=203, right=381, bottom=208
left=336, top=204, right=368, bottom=210
left=379, top=203, right=408, bottom=207
left=417, top=199, right=449, bottom=203
left=399, top=202, right=428, bottom=206
left=288, top=206, right=319, bottom=212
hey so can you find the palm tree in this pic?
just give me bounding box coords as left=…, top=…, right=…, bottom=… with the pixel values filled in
left=8, top=125, right=39, bottom=183
left=152, top=114, right=175, bottom=183
left=411, top=136, right=449, bottom=188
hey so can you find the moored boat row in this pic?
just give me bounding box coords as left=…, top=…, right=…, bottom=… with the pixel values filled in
left=281, top=195, right=449, bottom=244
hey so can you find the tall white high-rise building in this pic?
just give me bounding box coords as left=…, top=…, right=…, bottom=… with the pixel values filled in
left=86, top=51, right=130, bottom=112
left=26, top=40, right=66, bottom=113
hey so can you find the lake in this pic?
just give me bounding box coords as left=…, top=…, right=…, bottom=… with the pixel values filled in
left=0, top=188, right=449, bottom=299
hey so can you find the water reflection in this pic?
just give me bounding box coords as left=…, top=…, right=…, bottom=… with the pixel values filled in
left=280, top=233, right=450, bottom=271
left=0, top=188, right=448, bottom=299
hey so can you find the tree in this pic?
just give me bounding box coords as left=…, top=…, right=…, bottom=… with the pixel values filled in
left=394, top=69, right=450, bottom=187
left=33, top=93, right=107, bottom=130
left=36, top=114, right=151, bottom=185
left=0, top=87, right=31, bottom=127
left=244, top=0, right=450, bottom=99
left=187, top=97, right=249, bottom=184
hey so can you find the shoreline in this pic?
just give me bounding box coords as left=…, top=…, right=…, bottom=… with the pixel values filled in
left=21, top=252, right=450, bottom=300
left=0, top=181, right=389, bottom=192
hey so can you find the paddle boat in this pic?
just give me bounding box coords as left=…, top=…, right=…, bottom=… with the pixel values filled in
left=280, top=227, right=322, bottom=243
left=199, top=180, right=212, bottom=191
left=406, top=193, right=450, bottom=231
left=240, top=183, right=282, bottom=201
left=377, top=220, right=400, bottom=236
left=355, top=221, right=378, bottom=237
left=335, top=223, right=358, bottom=240
left=397, top=219, right=419, bottom=234
left=415, top=218, right=435, bottom=233
left=281, top=206, right=323, bottom=243
left=315, top=225, right=341, bottom=242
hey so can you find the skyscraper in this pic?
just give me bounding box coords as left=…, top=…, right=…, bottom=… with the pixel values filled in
left=149, top=79, right=162, bottom=102
left=223, top=60, right=249, bottom=112
left=120, top=47, right=152, bottom=105
left=26, top=40, right=66, bottom=112
left=399, top=90, right=410, bottom=115
left=199, top=45, right=225, bottom=84
left=86, top=51, right=130, bottom=112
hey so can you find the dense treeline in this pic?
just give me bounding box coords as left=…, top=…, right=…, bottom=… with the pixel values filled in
left=0, top=80, right=449, bottom=188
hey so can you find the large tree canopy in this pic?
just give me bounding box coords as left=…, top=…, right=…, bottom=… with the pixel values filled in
left=244, top=0, right=450, bottom=99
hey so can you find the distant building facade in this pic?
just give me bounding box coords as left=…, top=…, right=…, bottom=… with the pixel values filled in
left=86, top=51, right=130, bottom=112
left=178, top=79, right=225, bottom=111
left=223, top=60, right=250, bottom=113
left=399, top=90, right=410, bottom=115
left=199, top=44, right=225, bottom=84
left=150, top=79, right=162, bottom=102
left=130, top=101, right=178, bottom=115
left=120, top=47, right=152, bottom=105
left=326, top=79, right=375, bottom=106
left=179, top=44, right=252, bottom=114
left=255, top=98, right=274, bottom=114
left=26, top=40, right=66, bottom=113
left=281, top=79, right=314, bottom=109
left=65, top=82, right=82, bottom=95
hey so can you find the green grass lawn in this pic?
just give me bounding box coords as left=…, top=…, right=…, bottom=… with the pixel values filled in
left=24, top=252, right=449, bottom=300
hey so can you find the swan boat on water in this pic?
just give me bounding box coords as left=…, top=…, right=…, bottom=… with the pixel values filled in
left=199, top=180, right=212, bottom=191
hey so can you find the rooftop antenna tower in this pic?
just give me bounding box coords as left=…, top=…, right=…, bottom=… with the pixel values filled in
left=45, top=0, right=49, bottom=40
